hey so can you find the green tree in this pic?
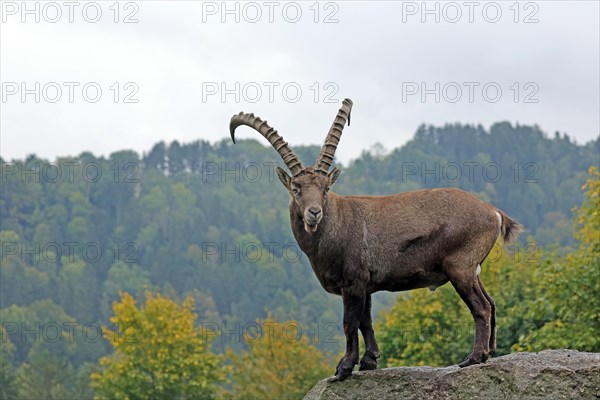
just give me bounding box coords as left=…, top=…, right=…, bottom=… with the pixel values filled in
left=16, top=346, right=78, bottom=400
left=1, top=326, right=18, bottom=399
left=90, top=291, right=223, bottom=399
left=100, top=261, right=151, bottom=320
left=0, top=230, right=50, bottom=307
left=57, top=258, right=99, bottom=322
left=516, top=167, right=600, bottom=351
left=0, top=300, right=77, bottom=365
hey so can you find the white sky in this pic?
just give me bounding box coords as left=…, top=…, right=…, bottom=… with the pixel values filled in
left=1, top=1, right=599, bottom=164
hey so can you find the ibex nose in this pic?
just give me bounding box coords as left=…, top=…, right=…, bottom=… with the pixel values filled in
left=309, top=207, right=321, bottom=217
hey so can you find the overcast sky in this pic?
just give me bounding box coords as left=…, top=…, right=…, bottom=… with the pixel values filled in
left=1, top=1, right=598, bottom=164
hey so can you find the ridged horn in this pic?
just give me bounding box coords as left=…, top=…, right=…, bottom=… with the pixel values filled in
left=230, top=112, right=303, bottom=176
left=314, top=98, right=353, bottom=172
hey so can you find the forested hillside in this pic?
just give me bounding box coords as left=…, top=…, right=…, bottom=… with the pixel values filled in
left=1, top=122, right=598, bottom=397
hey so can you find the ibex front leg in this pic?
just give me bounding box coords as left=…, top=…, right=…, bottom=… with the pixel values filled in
left=358, top=294, right=380, bottom=371
left=334, top=285, right=366, bottom=381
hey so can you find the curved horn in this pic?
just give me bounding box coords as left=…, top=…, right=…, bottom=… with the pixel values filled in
left=314, top=98, right=353, bottom=172
left=230, top=112, right=303, bottom=176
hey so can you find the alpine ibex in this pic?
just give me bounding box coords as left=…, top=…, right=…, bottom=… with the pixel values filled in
left=229, top=99, right=523, bottom=381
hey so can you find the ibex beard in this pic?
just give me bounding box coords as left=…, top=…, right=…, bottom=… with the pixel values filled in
left=230, top=99, right=523, bottom=382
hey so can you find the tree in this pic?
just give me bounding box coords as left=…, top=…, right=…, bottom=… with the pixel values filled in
left=100, top=261, right=151, bottom=320
left=0, top=300, right=78, bottom=365
left=515, top=167, right=600, bottom=351
left=57, top=259, right=99, bottom=322
left=16, top=347, right=78, bottom=400
left=225, top=317, right=333, bottom=400
left=376, top=286, right=472, bottom=367
left=90, top=291, right=223, bottom=399
left=1, top=326, right=18, bottom=399
left=0, top=230, right=50, bottom=308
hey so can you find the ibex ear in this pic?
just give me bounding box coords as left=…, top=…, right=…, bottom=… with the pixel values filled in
left=276, top=167, right=292, bottom=190
left=328, top=167, right=341, bottom=185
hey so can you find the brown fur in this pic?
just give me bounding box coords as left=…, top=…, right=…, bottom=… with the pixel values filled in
left=231, top=102, right=524, bottom=382
left=275, top=167, right=523, bottom=380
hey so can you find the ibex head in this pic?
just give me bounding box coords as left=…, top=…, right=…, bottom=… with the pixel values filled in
left=230, top=99, right=352, bottom=233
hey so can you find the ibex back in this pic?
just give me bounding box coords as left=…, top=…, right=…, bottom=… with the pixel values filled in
left=230, top=99, right=523, bottom=381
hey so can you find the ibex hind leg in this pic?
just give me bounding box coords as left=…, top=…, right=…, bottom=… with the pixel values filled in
left=444, top=261, right=493, bottom=367
left=478, top=276, right=496, bottom=354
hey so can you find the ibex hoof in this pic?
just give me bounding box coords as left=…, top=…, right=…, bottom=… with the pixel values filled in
left=334, top=367, right=353, bottom=381
left=334, top=359, right=355, bottom=381
left=358, top=355, right=378, bottom=371
left=458, top=352, right=489, bottom=368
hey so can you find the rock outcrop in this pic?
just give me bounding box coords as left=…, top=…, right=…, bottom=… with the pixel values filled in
left=303, top=350, right=600, bottom=400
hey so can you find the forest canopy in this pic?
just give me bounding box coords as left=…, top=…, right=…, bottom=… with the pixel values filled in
left=1, top=122, right=598, bottom=398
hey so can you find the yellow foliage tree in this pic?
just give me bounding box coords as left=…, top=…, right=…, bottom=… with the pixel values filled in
left=224, top=317, right=333, bottom=400
left=90, top=291, right=223, bottom=399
